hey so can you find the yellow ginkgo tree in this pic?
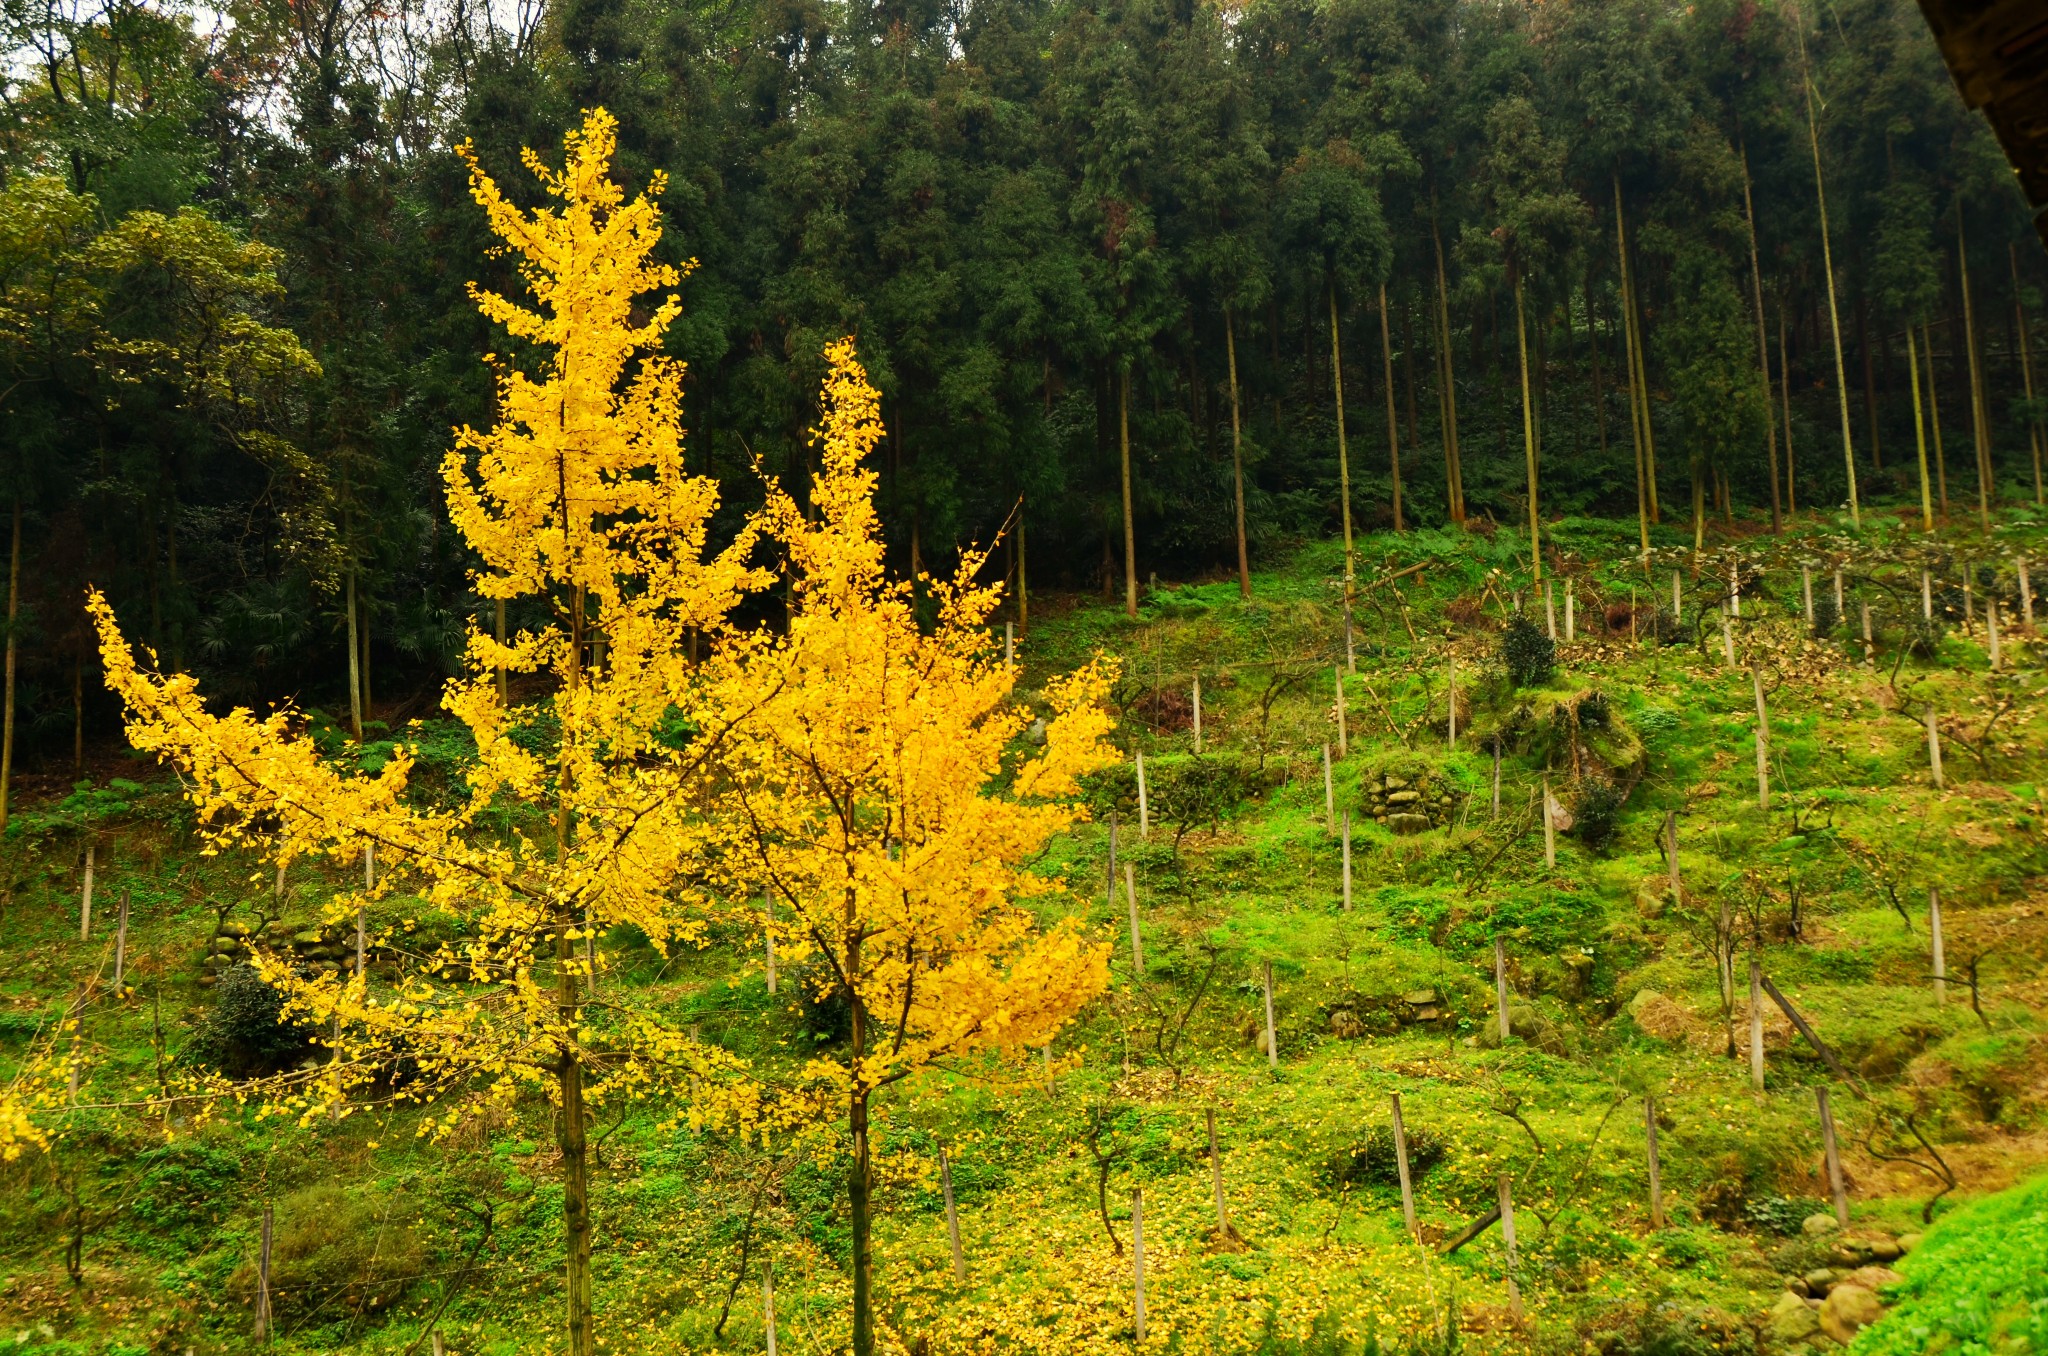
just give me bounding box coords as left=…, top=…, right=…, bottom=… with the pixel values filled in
left=708, top=338, right=1119, bottom=1356
left=87, top=110, right=771, bottom=1356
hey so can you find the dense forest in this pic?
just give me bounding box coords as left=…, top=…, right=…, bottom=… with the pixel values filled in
left=0, top=0, right=2041, bottom=797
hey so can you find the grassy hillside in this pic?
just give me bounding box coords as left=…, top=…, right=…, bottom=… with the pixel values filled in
left=4, top=510, right=2047, bottom=1356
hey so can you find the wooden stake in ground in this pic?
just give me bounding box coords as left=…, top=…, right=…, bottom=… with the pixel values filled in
left=1131, top=1188, right=1148, bottom=1341
left=1860, top=600, right=1874, bottom=666
left=1322, top=744, right=1335, bottom=827
left=1817, top=1087, right=1849, bottom=1226
left=1192, top=672, right=1203, bottom=754
left=1802, top=564, right=1814, bottom=626
left=1541, top=777, right=1556, bottom=868
left=1752, top=666, right=1771, bottom=811
left=1749, top=958, right=1766, bottom=1091
left=113, top=888, right=130, bottom=990
left=1644, top=1095, right=1666, bottom=1228
left=1565, top=585, right=1575, bottom=642
left=1544, top=579, right=1557, bottom=640
left=1721, top=606, right=1736, bottom=668
left=1107, top=810, right=1119, bottom=910
left=2020, top=557, right=2035, bottom=626
left=1498, top=1174, right=1523, bottom=1318
left=1136, top=751, right=1150, bottom=838
left=1447, top=656, right=1457, bottom=749
left=1334, top=668, right=1347, bottom=758
left=255, top=1203, right=274, bottom=1340
left=765, top=897, right=777, bottom=996
left=355, top=905, right=367, bottom=979
left=80, top=841, right=94, bottom=940
left=1672, top=570, right=1682, bottom=622
left=1341, top=813, right=1352, bottom=912
left=1923, top=569, right=1934, bottom=620
left=1125, top=863, right=1143, bottom=970
left=1666, top=811, right=1682, bottom=906
left=1929, top=886, right=1947, bottom=1006
left=1988, top=600, right=2001, bottom=669
left=1834, top=568, right=1845, bottom=619
left=764, top=1258, right=778, bottom=1356
left=364, top=840, right=375, bottom=891
left=1390, top=1092, right=1417, bottom=1241
left=1262, top=960, right=1278, bottom=1070
left=1927, top=708, right=1945, bottom=790
left=940, top=1144, right=966, bottom=1282
left=1494, top=937, right=1512, bottom=1042
left=275, top=858, right=286, bottom=902
left=432, top=1332, right=445, bottom=1356
left=1207, top=1108, right=1233, bottom=1239
left=1043, top=1043, right=1053, bottom=1095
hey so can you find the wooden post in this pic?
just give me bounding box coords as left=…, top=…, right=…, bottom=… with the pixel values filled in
left=1751, top=666, right=1771, bottom=811
left=1666, top=811, right=1682, bottom=905
left=432, top=1332, right=445, bottom=1356
left=1833, top=567, right=1845, bottom=618
left=1498, top=1173, right=1523, bottom=1318
left=1447, top=656, right=1457, bottom=749
left=1136, top=751, right=1150, bottom=838
left=1192, top=672, right=1203, bottom=754
left=764, top=1257, right=778, bottom=1356
left=1720, top=606, right=1736, bottom=668
left=1262, top=960, right=1278, bottom=1069
left=1207, top=1107, right=1232, bottom=1238
left=80, top=841, right=94, bottom=940
left=355, top=906, right=367, bottom=979
left=1644, top=1096, right=1665, bottom=1228
left=1922, top=569, right=1934, bottom=620
left=1964, top=573, right=1975, bottom=631
left=1929, top=886, right=1946, bottom=1006
left=1860, top=599, right=1874, bottom=665
left=1988, top=600, right=2001, bottom=669
left=1730, top=565, right=1741, bottom=617
left=1340, top=812, right=1352, bottom=912
left=1927, top=707, right=1945, bottom=789
left=1125, top=863, right=1143, bottom=970
left=275, top=859, right=286, bottom=902
left=1322, top=744, right=1335, bottom=826
left=1564, top=584, right=1575, bottom=641
left=1005, top=621, right=1014, bottom=667
left=1749, top=958, right=1766, bottom=1090
left=764, top=896, right=778, bottom=996
left=1544, top=579, right=1557, bottom=640
left=1817, top=1087, right=1849, bottom=1226
left=1494, top=937, right=1511, bottom=1042
left=1107, top=810, right=1118, bottom=910
left=940, top=1144, right=966, bottom=1282
left=1390, top=1092, right=1417, bottom=1240
left=2020, top=557, right=2035, bottom=626
left=1131, top=1187, right=1148, bottom=1341
left=1541, top=777, right=1556, bottom=868
left=255, top=1203, right=274, bottom=1340
left=1672, top=569, right=1682, bottom=622
left=113, top=888, right=131, bottom=990
left=1043, top=1043, right=1053, bottom=1095
left=1334, top=668, right=1347, bottom=758
left=1802, top=564, right=1814, bottom=625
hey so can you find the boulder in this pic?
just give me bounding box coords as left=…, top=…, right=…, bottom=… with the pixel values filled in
left=1818, top=1284, right=1883, bottom=1344
left=1865, top=1236, right=1902, bottom=1262
left=1386, top=813, right=1432, bottom=835
left=1387, top=789, right=1422, bottom=805
left=1841, top=1266, right=1902, bottom=1293
left=1769, top=1291, right=1824, bottom=1345
left=1803, top=1268, right=1839, bottom=1294
left=1801, top=1213, right=1841, bottom=1237
left=1897, top=1232, right=1923, bottom=1254
left=208, top=935, right=242, bottom=954
left=1402, top=989, right=1440, bottom=1007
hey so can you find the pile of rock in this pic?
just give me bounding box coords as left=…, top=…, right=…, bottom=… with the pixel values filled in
left=1360, top=771, right=1461, bottom=835
left=1767, top=1222, right=1914, bottom=1351
left=200, top=916, right=360, bottom=986
left=1324, top=988, right=1455, bottom=1039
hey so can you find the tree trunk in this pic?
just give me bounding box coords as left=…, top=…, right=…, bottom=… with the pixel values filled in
left=1379, top=283, right=1403, bottom=532
left=1587, top=269, right=1608, bottom=459
left=1801, top=43, right=1860, bottom=525
left=1119, top=366, right=1137, bottom=617
left=556, top=938, right=593, bottom=1356
left=2013, top=243, right=2046, bottom=505
left=1959, top=204, right=1993, bottom=530
left=1400, top=299, right=1419, bottom=451
left=1616, top=181, right=1651, bottom=558
left=1017, top=503, right=1029, bottom=632
left=1859, top=296, right=1881, bottom=469
left=1431, top=200, right=1465, bottom=524
left=1739, top=140, right=1782, bottom=532
left=0, top=499, right=17, bottom=832
left=1909, top=324, right=1933, bottom=530
left=1516, top=272, right=1541, bottom=580
left=1928, top=320, right=1950, bottom=516
left=345, top=562, right=363, bottom=741
left=1782, top=311, right=1798, bottom=516
left=1329, top=278, right=1354, bottom=587
left=1226, top=307, right=1250, bottom=597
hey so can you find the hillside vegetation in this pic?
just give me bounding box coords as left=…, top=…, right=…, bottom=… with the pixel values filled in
left=5, top=512, right=2046, bottom=1356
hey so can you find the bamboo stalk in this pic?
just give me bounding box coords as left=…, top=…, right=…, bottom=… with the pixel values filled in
left=1909, top=325, right=1933, bottom=531
left=1616, top=178, right=1652, bottom=556
left=764, top=1258, right=778, bottom=1356
left=1381, top=282, right=1404, bottom=532
left=1516, top=273, right=1541, bottom=579
left=2014, top=243, right=2045, bottom=505
left=1959, top=204, right=1994, bottom=530
left=1799, top=26, right=1860, bottom=525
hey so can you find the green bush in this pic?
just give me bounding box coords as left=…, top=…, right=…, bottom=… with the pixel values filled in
left=185, top=964, right=319, bottom=1078
left=1851, top=1173, right=2048, bottom=1355
left=1501, top=615, right=1556, bottom=687
left=1573, top=778, right=1626, bottom=851
left=1318, top=1124, right=1447, bottom=1190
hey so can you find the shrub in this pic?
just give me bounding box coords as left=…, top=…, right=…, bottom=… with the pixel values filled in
left=1501, top=614, right=1556, bottom=687
left=1318, top=1124, right=1448, bottom=1190
left=185, top=964, right=319, bottom=1078
left=1573, top=778, right=1626, bottom=850
left=1811, top=595, right=1841, bottom=639
left=1576, top=690, right=1611, bottom=730
left=1744, top=1195, right=1828, bottom=1236
left=1853, top=1172, right=2048, bottom=1355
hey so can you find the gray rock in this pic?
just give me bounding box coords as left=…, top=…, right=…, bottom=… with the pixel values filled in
left=1402, top=989, right=1440, bottom=1006
left=1803, top=1268, right=1838, bottom=1294
left=1386, top=813, right=1432, bottom=835
left=1387, top=789, right=1422, bottom=805
left=1866, top=1236, right=1902, bottom=1262
left=1802, top=1213, right=1842, bottom=1237
left=208, top=935, right=242, bottom=954
left=1770, top=1291, right=1823, bottom=1345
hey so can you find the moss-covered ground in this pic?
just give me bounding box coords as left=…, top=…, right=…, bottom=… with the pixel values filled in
left=4, top=510, right=2046, bottom=1355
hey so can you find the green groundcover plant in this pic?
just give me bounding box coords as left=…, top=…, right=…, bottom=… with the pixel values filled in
left=1851, top=1174, right=2048, bottom=1356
